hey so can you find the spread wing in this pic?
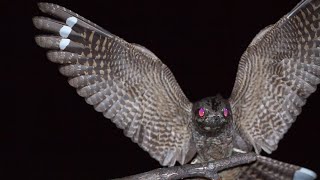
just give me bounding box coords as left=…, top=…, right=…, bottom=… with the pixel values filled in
left=33, top=3, right=196, bottom=166
left=230, top=0, right=320, bottom=153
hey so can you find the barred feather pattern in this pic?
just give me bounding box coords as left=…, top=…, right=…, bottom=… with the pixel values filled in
left=33, top=3, right=195, bottom=166
left=190, top=154, right=306, bottom=180
left=237, top=156, right=300, bottom=180
left=230, top=0, right=320, bottom=154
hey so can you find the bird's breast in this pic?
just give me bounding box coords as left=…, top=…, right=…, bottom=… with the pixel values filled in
left=192, top=129, right=234, bottom=161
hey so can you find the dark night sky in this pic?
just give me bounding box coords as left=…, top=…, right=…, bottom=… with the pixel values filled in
left=3, top=0, right=320, bottom=179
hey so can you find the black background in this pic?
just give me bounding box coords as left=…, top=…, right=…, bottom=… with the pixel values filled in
left=3, top=0, right=320, bottom=179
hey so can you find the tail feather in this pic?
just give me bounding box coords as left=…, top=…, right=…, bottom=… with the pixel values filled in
left=238, top=156, right=317, bottom=180
left=293, top=168, right=317, bottom=180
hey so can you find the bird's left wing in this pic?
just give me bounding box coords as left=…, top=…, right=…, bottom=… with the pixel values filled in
left=33, top=3, right=196, bottom=166
left=230, top=0, right=320, bottom=154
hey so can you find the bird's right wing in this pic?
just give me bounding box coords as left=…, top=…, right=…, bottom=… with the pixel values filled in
left=33, top=3, right=196, bottom=166
left=229, top=0, right=320, bottom=154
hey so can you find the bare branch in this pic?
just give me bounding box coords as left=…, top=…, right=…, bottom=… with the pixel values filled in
left=113, top=152, right=257, bottom=180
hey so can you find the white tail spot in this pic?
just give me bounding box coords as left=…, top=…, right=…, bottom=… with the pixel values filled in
left=294, top=167, right=317, bottom=180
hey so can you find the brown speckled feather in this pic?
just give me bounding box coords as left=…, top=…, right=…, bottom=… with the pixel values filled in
left=220, top=156, right=301, bottom=180
left=238, top=156, right=300, bottom=180
left=230, top=0, right=320, bottom=154
left=33, top=3, right=195, bottom=166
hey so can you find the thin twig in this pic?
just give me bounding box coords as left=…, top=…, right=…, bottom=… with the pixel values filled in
left=113, top=152, right=257, bottom=180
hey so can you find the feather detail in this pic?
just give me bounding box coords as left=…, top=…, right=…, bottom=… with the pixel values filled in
left=33, top=2, right=195, bottom=166
left=230, top=0, right=320, bottom=154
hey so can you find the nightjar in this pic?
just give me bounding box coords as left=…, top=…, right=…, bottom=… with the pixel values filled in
left=33, top=0, right=319, bottom=179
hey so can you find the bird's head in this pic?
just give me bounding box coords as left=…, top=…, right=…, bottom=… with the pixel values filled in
left=192, top=95, right=233, bottom=136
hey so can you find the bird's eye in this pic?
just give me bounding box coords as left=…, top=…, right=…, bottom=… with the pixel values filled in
left=223, top=108, right=228, bottom=117
left=198, top=107, right=205, bottom=118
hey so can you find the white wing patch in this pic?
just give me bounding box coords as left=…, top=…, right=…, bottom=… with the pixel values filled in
left=66, top=16, right=77, bottom=28
left=59, top=39, right=70, bottom=50
left=59, top=26, right=72, bottom=38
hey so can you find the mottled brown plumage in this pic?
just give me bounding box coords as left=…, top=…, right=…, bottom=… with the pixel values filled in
left=230, top=0, right=320, bottom=155
left=33, top=1, right=318, bottom=179
left=33, top=3, right=195, bottom=167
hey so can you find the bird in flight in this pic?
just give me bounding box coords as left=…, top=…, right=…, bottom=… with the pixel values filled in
left=33, top=0, right=318, bottom=179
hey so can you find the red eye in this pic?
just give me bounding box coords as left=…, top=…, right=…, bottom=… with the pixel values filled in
left=198, top=107, right=205, bottom=118
left=223, top=108, right=228, bottom=117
